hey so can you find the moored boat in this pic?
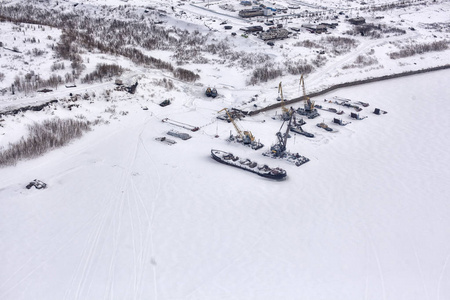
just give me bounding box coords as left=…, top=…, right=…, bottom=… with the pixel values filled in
left=211, top=149, right=286, bottom=180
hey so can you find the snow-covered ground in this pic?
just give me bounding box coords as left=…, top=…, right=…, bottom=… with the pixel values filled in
left=1, top=69, right=450, bottom=300
left=1, top=0, right=450, bottom=299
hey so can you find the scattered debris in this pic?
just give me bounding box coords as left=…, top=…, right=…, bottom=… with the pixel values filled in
left=205, top=87, right=218, bottom=98
left=316, top=122, right=333, bottom=131
left=114, top=81, right=138, bottom=94
left=159, top=99, right=171, bottom=107
left=326, top=96, right=362, bottom=111
left=350, top=112, right=368, bottom=120
left=26, top=179, right=47, bottom=189
left=0, top=100, right=58, bottom=118
left=333, top=118, right=351, bottom=126
left=356, top=101, right=370, bottom=107
left=162, top=118, right=199, bottom=132
left=316, top=104, right=344, bottom=115
left=290, top=126, right=314, bottom=138
left=373, top=108, right=388, bottom=115
left=155, top=136, right=177, bottom=145
left=167, top=129, right=192, bottom=140
left=37, top=88, right=53, bottom=93
left=290, top=114, right=314, bottom=137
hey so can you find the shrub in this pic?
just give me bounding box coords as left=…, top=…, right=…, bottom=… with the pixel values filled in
left=248, top=63, right=283, bottom=85
left=389, top=40, right=449, bottom=59
left=0, top=118, right=91, bottom=167
left=173, top=67, right=200, bottom=82
left=286, top=60, right=314, bottom=75
left=81, top=63, right=124, bottom=83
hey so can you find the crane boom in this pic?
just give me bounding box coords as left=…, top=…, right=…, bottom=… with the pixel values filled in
left=300, top=75, right=308, bottom=101
left=300, top=74, right=315, bottom=111
left=279, top=82, right=289, bottom=114
left=217, top=108, right=255, bottom=142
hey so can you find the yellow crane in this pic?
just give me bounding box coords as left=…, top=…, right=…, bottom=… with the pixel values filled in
left=218, top=108, right=255, bottom=143
left=278, top=82, right=292, bottom=120
left=300, top=74, right=315, bottom=111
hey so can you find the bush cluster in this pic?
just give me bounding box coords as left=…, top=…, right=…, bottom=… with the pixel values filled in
left=81, top=63, right=124, bottom=83
left=248, top=63, right=283, bottom=85
left=287, top=60, right=314, bottom=75
left=0, top=118, right=91, bottom=167
left=389, top=40, right=449, bottom=59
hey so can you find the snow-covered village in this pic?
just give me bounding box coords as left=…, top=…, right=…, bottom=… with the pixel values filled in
left=1, top=0, right=450, bottom=299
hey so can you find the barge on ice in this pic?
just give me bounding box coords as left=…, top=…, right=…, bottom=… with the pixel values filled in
left=211, top=149, right=286, bottom=180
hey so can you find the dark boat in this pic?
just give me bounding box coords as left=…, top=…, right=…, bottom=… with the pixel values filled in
left=211, top=149, right=286, bottom=180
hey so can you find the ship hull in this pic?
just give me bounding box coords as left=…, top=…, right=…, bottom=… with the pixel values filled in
left=211, top=150, right=286, bottom=180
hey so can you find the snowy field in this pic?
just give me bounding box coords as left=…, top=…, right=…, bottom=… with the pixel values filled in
left=1, top=69, right=450, bottom=300
left=1, top=0, right=450, bottom=299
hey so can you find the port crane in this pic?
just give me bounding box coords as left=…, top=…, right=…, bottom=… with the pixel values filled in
left=218, top=108, right=255, bottom=144
left=277, top=82, right=292, bottom=121
left=263, top=107, right=310, bottom=166
left=272, top=107, right=294, bottom=156
left=300, top=74, right=315, bottom=112
left=297, top=74, right=320, bottom=119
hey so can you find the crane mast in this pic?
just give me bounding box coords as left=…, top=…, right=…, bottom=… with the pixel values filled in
left=300, top=74, right=315, bottom=112
left=279, top=82, right=289, bottom=114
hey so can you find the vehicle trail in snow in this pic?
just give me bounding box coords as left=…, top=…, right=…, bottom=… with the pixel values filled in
left=102, top=124, right=143, bottom=300
left=437, top=250, right=450, bottom=300
left=0, top=207, right=109, bottom=300
left=363, top=224, right=387, bottom=300
left=137, top=139, right=161, bottom=300
left=412, top=242, right=430, bottom=300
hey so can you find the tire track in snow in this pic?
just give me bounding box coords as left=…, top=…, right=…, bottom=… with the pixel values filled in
left=0, top=207, right=109, bottom=299
left=73, top=163, right=130, bottom=300
left=67, top=126, right=141, bottom=300
left=412, top=243, right=430, bottom=300
left=136, top=129, right=162, bottom=300
left=363, top=224, right=387, bottom=300
left=437, top=251, right=450, bottom=300
left=102, top=126, right=143, bottom=300
left=64, top=200, right=113, bottom=300
left=126, top=183, right=140, bottom=300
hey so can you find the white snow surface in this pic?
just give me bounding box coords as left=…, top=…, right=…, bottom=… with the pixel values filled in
left=1, top=0, right=450, bottom=299
left=1, top=70, right=450, bottom=300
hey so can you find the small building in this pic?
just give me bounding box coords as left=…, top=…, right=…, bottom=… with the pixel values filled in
left=301, top=24, right=327, bottom=34
left=240, top=1, right=252, bottom=6
left=320, top=22, right=338, bottom=29
left=241, top=25, right=264, bottom=33
left=348, top=17, right=365, bottom=25
left=263, top=8, right=273, bottom=16
left=259, top=28, right=289, bottom=41
left=239, top=8, right=264, bottom=18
